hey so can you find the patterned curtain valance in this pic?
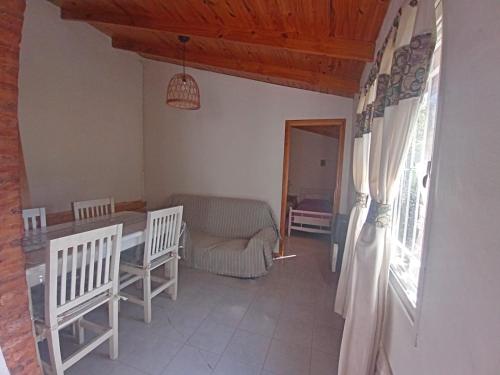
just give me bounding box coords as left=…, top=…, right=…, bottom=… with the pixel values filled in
left=364, top=0, right=416, bottom=91
left=373, top=32, right=435, bottom=118
left=365, top=10, right=402, bottom=90
left=355, top=0, right=436, bottom=138
left=355, top=103, right=373, bottom=138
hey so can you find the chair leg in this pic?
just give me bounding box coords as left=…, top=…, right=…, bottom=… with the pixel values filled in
left=167, top=255, right=178, bottom=300
left=164, top=261, right=170, bottom=279
left=26, top=286, right=43, bottom=369
left=108, top=297, right=119, bottom=360
left=34, top=338, right=43, bottom=372
left=143, top=271, right=152, bottom=324
left=75, top=319, right=85, bottom=345
left=47, top=327, right=64, bottom=375
left=163, top=261, right=171, bottom=294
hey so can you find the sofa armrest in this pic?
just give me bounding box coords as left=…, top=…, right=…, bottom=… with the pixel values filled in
left=247, top=226, right=278, bottom=268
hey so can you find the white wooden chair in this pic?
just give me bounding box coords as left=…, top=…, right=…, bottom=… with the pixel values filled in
left=22, top=207, right=47, bottom=231
left=120, top=206, right=183, bottom=323
left=33, top=224, right=123, bottom=374
left=73, top=197, right=115, bottom=221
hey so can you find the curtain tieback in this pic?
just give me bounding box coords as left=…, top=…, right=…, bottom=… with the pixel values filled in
left=367, top=200, right=391, bottom=228
left=355, top=192, right=369, bottom=208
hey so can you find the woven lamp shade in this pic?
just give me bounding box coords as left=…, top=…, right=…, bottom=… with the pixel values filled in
left=166, top=73, right=200, bottom=110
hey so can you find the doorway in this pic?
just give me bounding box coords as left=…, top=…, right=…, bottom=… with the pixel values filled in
left=279, top=119, right=346, bottom=256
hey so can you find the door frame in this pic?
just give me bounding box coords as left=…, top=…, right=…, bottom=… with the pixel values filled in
left=278, top=119, right=346, bottom=256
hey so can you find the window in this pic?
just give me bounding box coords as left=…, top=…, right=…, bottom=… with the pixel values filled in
left=389, top=2, right=443, bottom=315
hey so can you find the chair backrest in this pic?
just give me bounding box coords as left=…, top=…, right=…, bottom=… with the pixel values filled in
left=73, top=198, right=115, bottom=221
left=144, top=206, right=183, bottom=264
left=22, top=207, right=47, bottom=231
left=45, top=224, right=123, bottom=327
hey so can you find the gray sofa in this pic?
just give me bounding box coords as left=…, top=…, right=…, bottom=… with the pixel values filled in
left=168, top=194, right=278, bottom=278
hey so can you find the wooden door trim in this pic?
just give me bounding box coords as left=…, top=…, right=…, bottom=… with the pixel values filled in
left=278, top=118, right=346, bottom=256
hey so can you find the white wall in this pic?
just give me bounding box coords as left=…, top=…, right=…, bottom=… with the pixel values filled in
left=18, top=0, right=144, bottom=213
left=0, top=346, right=8, bottom=375
left=374, top=1, right=500, bottom=374
left=143, top=60, right=353, bottom=221
left=289, top=128, right=338, bottom=197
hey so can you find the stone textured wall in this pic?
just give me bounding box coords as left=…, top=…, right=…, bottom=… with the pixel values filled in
left=0, top=0, right=41, bottom=373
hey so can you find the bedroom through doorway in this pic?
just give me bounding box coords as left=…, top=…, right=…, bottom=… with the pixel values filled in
left=279, top=119, right=345, bottom=256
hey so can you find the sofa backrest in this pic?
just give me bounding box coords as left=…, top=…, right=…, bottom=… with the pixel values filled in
left=168, top=194, right=277, bottom=239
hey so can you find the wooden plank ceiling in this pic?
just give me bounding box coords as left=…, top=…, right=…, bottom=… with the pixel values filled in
left=54, top=0, right=389, bottom=97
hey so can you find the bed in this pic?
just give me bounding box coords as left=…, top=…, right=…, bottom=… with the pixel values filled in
left=287, top=188, right=334, bottom=236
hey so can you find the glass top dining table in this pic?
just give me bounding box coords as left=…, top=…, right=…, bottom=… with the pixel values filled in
left=23, top=211, right=147, bottom=288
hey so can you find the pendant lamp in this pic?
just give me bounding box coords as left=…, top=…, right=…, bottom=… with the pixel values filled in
left=166, top=35, right=200, bottom=110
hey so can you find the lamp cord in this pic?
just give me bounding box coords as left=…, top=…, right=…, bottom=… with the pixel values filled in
left=182, top=41, right=186, bottom=80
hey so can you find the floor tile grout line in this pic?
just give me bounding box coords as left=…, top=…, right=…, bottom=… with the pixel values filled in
left=211, top=319, right=239, bottom=371
left=260, top=335, right=275, bottom=374
left=211, top=279, right=268, bottom=372
left=182, top=281, right=260, bottom=372
left=114, top=309, right=188, bottom=375
left=65, top=236, right=338, bottom=375
left=260, top=277, right=292, bottom=374
left=260, top=281, right=282, bottom=374
left=156, top=338, right=185, bottom=375
left=160, top=295, right=222, bottom=373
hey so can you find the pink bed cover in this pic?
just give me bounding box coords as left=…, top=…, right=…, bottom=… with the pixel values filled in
left=296, top=199, right=332, bottom=213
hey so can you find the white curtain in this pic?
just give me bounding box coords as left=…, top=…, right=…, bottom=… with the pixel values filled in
left=335, top=96, right=371, bottom=318
left=338, top=1, right=436, bottom=374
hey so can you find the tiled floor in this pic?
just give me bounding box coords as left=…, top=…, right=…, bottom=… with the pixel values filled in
left=48, top=234, right=343, bottom=375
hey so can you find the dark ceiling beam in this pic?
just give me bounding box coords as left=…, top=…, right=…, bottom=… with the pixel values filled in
left=61, top=8, right=375, bottom=62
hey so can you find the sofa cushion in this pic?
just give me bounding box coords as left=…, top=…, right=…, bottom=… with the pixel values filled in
left=190, top=229, right=247, bottom=251
left=190, top=230, right=273, bottom=278
left=190, top=229, right=248, bottom=269
left=168, top=194, right=277, bottom=239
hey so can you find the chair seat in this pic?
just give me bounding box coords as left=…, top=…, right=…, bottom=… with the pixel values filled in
left=121, top=244, right=178, bottom=269
left=31, top=282, right=75, bottom=321
left=30, top=277, right=110, bottom=324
